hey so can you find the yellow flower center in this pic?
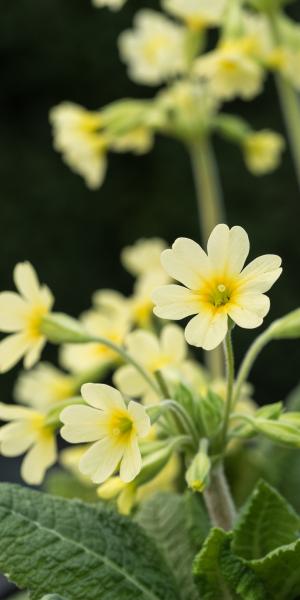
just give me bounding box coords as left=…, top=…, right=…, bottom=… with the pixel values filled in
left=144, top=36, right=169, bottom=64
left=26, top=305, right=49, bottom=341
left=210, top=283, right=231, bottom=307
left=108, top=409, right=134, bottom=443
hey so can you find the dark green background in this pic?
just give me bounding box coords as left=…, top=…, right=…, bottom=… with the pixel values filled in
left=1, top=0, right=300, bottom=437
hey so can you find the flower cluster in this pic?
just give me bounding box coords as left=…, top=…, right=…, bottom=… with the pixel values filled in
left=1, top=224, right=296, bottom=517
left=49, top=0, right=299, bottom=189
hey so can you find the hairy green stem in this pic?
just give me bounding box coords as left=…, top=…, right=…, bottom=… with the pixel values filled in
left=220, top=329, right=235, bottom=450
left=268, top=11, right=300, bottom=189
left=161, top=399, right=199, bottom=448
left=233, top=328, right=272, bottom=407
left=189, top=137, right=225, bottom=379
left=203, top=463, right=236, bottom=530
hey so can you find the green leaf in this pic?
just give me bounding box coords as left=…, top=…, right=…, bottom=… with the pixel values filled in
left=0, top=483, right=179, bottom=600
left=193, top=528, right=265, bottom=600
left=250, top=538, right=300, bottom=600
left=136, top=492, right=209, bottom=600
left=233, top=480, right=300, bottom=560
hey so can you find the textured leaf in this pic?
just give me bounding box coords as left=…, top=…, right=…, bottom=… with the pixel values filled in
left=136, top=492, right=209, bottom=600
left=0, top=483, right=179, bottom=600
left=250, top=538, right=300, bottom=599
left=193, top=528, right=266, bottom=600
left=232, top=480, right=300, bottom=559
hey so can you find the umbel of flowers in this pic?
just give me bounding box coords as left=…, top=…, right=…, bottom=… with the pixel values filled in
left=1, top=224, right=300, bottom=527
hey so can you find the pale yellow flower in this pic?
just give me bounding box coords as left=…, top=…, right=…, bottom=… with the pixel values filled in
left=92, top=289, right=131, bottom=320
left=243, top=130, right=285, bottom=175
left=92, top=0, right=126, bottom=9
left=129, top=271, right=171, bottom=328
left=14, top=363, right=75, bottom=410
left=50, top=102, right=107, bottom=189
left=267, top=47, right=300, bottom=90
left=60, top=383, right=151, bottom=483
left=195, top=40, right=265, bottom=100
left=163, top=0, right=228, bottom=30
left=121, top=238, right=168, bottom=279
left=59, top=445, right=92, bottom=484
left=110, top=127, right=154, bottom=155
left=0, top=262, right=53, bottom=372
left=119, top=10, right=187, bottom=85
left=60, top=308, right=130, bottom=373
left=0, top=403, right=56, bottom=484
left=97, top=454, right=180, bottom=514
left=153, top=224, right=282, bottom=350
left=114, top=324, right=187, bottom=405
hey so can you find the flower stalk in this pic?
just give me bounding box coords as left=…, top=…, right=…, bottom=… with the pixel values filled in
left=188, top=137, right=225, bottom=379
left=220, top=327, right=235, bottom=451
left=203, top=463, right=236, bottom=531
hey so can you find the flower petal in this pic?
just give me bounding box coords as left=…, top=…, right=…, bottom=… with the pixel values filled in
left=0, top=403, right=34, bottom=421
left=161, top=237, right=210, bottom=289
left=113, top=365, right=148, bottom=397
left=21, top=435, right=56, bottom=485
left=228, top=293, right=270, bottom=329
left=0, top=333, right=30, bottom=373
left=0, top=422, right=36, bottom=456
left=185, top=310, right=228, bottom=350
left=128, top=400, right=151, bottom=437
left=161, top=323, right=186, bottom=363
left=207, top=224, right=250, bottom=275
left=81, top=383, right=125, bottom=411
left=60, top=405, right=106, bottom=442
left=153, top=285, right=201, bottom=320
left=239, top=254, right=282, bottom=293
left=13, top=262, right=41, bottom=302
left=80, top=438, right=123, bottom=483
left=24, top=338, right=46, bottom=369
left=126, top=329, right=160, bottom=366
left=120, top=436, right=142, bottom=483
left=0, top=293, right=27, bottom=332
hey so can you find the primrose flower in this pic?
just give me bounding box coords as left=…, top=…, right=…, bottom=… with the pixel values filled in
left=60, top=308, right=130, bottom=373
left=267, top=47, right=300, bottom=91
left=14, top=363, right=75, bottom=410
left=163, top=0, right=228, bottom=30
left=92, top=0, right=126, bottom=9
left=194, top=40, right=265, bottom=100
left=118, top=10, right=187, bottom=86
left=243, top=130, right=285, bottom=175
left=50, top=102, right=107, bottom=189
left=114, top=324, right=187, bottom=405
left=0, top=262, right=53, bottom=372
left=121, top=238, right=168, bottom=280
left=130, top=272, right=170, bottom=327
left=0, top=403, right=56, bottom=485
left=153, top=224, right=282, bottom=350
left=97, top=454, right=180, bottom=514
left=60, top=383, right=151, bottom=483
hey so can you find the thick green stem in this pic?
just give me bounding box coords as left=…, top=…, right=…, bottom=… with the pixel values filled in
left=189, top=137, right=225, bottom=379
left=203, top=463, right=236, bottom=530
left=233, top=328, right=272, bottom=407
left=220, top=329, right=235, bottom=450
left=268, top=11, right=300, bottom=189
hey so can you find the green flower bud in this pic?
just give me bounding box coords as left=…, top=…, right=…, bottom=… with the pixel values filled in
left=252, top=417, right=300, bottom=448
left=185, top=442, right=211, bottom=493
left=268, top=308, right=300, bottom=340
left=256, top=402, right=283, bottom=419
left=135, top=440, right=178, bottom=487
left=40, top=313, right=91, bottom=344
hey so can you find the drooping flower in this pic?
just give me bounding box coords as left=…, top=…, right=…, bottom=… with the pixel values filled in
left=0, top=403, right=56, bottom=484
left=243, top=130, right=285, bottom=175
left=194, top=40, right=265, bottom=100
left=97, top=454, right=180, bottom=514
left=121, top=238, right=168, bottom=280
left=118, top=10, right=187, bottom=86
left=0, top=262, right=54, bottom=372
left=60, top=383, right=151, bottom=483
left=92, top=0, right=126, bottom=10
left=163, top=0, right=228, bottom=30
left=114, top=324, right=187, bottom=405
left=60, top=308, right=130, bottom=373
left=153, top=224, right=282, bottom=350
left=50, top=102, right=107, bottom=189
left=14, top=363, right=75, bottom=410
